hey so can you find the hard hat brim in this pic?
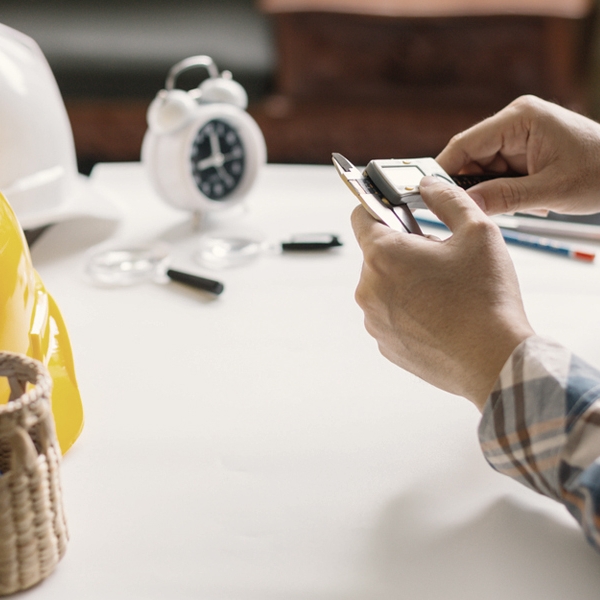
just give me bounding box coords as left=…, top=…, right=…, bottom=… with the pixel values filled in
left=14, top=173, right=121, bottom=231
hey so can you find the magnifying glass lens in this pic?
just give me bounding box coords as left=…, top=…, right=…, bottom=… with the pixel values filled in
left=86, top=245, right=170, bottom=285
left=194, top=235, right=266, bottom=268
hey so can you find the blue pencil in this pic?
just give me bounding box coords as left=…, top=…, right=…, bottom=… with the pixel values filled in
left=415, top=215, right=595, bottom=263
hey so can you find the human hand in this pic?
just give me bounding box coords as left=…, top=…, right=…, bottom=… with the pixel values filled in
left=436, top=95, right=600, bottom=216
left=351, top=177, right=535, bottom=410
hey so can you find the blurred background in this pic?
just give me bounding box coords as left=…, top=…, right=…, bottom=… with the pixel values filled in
left=2, top=0, right=599, bottom=174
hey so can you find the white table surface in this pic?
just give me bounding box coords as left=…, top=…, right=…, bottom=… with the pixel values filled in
left=24, top=163, right=600, bottom=599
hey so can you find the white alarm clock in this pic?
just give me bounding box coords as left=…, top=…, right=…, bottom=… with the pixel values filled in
left=141, top=55, right=267, bottom=214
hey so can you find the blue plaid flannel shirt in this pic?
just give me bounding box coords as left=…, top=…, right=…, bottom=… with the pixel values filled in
left=479, top=335, right=600, bottom=552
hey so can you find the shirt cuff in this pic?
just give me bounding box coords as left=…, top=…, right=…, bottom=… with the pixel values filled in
left=478, top=334, right=600, bottom=550
left=478, top=335, right=573, bottom=500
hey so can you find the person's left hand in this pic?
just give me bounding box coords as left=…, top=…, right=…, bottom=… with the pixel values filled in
left=351, top=177, right=535, bottom=410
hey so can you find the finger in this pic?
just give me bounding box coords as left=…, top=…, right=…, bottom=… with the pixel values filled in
left=436, top=118, right=509, bottom=175
left=465, top=172, right=551, bottom=215
left=350, top=204, right=392, bottom=248
left=436, top=102, right=530, bottom=175
left=419, top=176, right=486, bottom=232
left=351, top=204, right=434, bottom=261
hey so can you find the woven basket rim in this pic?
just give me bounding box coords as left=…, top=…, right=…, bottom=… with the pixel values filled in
left=0, top=352, right=52, bottom=425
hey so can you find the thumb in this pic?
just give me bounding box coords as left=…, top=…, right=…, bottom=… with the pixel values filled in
left=465, top=172, right=549, bottom=215
left=419, top=176, right=486, bottom=233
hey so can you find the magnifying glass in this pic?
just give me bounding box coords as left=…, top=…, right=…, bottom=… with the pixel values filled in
left=85, top=243, right=224, bottom=294
left=195, top=233, right=343, bottom=269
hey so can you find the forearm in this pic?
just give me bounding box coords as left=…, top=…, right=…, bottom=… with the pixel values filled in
left=479, top=336, right=600, bottom=551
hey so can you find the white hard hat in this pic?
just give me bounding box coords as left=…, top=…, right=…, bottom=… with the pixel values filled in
left=0, top=23, right=119, bottom=230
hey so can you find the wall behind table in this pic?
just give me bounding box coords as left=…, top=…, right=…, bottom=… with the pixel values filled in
left=0, top=0, right=275, bottom=173
left=1, top=0, right=599, bottom=170
left=253, top=0, right=596, bottom=165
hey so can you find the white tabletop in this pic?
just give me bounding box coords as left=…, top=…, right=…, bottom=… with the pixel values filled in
left=25, top=163, right=600, bottom=598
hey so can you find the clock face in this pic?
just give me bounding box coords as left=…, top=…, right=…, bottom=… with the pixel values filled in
left=190, top=119, right=246, bottom=200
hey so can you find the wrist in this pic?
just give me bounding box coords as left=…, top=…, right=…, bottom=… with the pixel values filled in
left=468, top=326, right=535, bottom=411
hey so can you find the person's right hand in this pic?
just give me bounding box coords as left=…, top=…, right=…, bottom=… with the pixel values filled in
left=436, top=95, right=600, bottom=216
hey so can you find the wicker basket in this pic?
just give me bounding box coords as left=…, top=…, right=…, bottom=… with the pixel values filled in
left=0, top=352, right=67, bottom=595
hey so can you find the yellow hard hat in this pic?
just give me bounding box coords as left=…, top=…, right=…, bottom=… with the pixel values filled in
left=0, top=191, right=83, bottom=454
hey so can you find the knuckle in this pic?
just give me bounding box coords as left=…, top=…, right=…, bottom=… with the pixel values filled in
left=430, top=183, right=473, bottom=213
left=461, top=216, right=501, bottom=245
left=355, top=292, right=382, bottom=339
left=509, top=95, right=556, bottom=127
left=354, top=264, right=382, bottom=312
left=462, top=216, right=493, bottom=234
left=447, top=130, right=465, bottom=147
left=362, top=236, right=394, bottom=274
left=494, top=179, right=527, bottom=213
left=354, top=281, right=369, bottom=309
left=444, top=131, right=470, bottom=159
left=363, top=316, right=378, bottom=339
left=510, top=94, right=542, bottom=114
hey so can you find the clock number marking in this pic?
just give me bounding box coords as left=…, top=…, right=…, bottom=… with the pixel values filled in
left=191, top=119, right=245, bottom=200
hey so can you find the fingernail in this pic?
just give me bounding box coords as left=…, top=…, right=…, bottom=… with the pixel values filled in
left=468, top=191, right=487, bottom=212
left=419, top=176, right=440, bottom=188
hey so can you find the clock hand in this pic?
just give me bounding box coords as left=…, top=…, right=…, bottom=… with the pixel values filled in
left=197, top=147, right=230, bottom=171
left=197, top=155, right=220, bottom=170
left=221, top=147, right=244, bottom=163
left=209, top=130, right=222, bottom=157
left=216, top=166, right=235, bottom=188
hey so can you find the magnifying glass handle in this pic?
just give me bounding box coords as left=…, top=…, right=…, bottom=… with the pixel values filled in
left=166, top=268, right=224, bottom=295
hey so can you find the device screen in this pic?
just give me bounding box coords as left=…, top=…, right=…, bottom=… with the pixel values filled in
left=382, top=165, right=425, bottom=189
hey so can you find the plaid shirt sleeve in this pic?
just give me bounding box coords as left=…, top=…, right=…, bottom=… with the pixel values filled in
left=478, top=335, right=600, bottom=552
